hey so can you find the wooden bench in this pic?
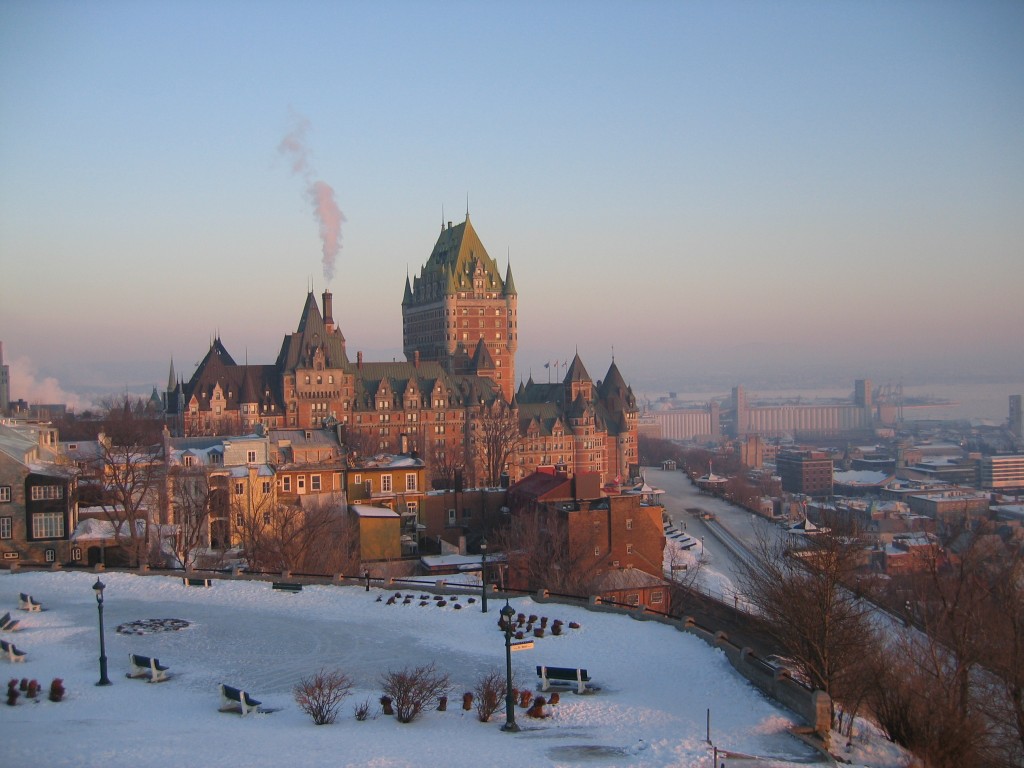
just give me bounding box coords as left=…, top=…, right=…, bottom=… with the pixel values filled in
left=182, top=577, right=212, bottom=588
left=271, top=582, right=302, bottom=593
left=128, top=653, right=170, bottom=683
left=219, top=683, right=261, bottom=715
left=19, top=593, right=42, bottom=612
left=1, top=638, right=26, bottom=662
left=536, top=665, right=591, bottom=694
left=0, top=612, right=20, bottom=632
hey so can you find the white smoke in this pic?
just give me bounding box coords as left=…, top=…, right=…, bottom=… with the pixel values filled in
left=9, top=357, right=85, bottom=411
left=278, top=115, right=345, bottom=282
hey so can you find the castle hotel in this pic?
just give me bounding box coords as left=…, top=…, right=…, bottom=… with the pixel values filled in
left=165, top=215, right=639, bottom=487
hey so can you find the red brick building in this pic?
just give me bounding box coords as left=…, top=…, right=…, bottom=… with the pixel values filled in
left=167, top=215, right=638, bottom=488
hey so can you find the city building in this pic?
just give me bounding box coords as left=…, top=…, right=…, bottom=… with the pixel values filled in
left=0, top=342, right=9, bottom=416
left=1009, top=395, right=1022, bottom=440
left=0, top=423, right=79, bottom=564
left=979, top=454, right=1024, bottom=493
left=776, top=449, right=834, bottom=498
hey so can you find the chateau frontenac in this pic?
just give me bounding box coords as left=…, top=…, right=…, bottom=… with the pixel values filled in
left=165, top=215, right=638, bottom=486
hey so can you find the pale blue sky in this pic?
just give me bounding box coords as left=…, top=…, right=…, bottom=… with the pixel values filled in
left=1, top=1, right=1022, bottom=405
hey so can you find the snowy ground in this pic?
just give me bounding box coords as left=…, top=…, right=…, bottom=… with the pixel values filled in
left=0, top=570, right=910, bottom=767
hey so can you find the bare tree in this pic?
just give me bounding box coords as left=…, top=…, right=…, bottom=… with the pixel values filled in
left=734, top=517, right=878, bottom=727
left=494, top=507, right=601, bottom=596
left=380, top=663, right=451, bottom=724
left=470, top=399, right=520, bottom=488
left=166, top=465, right=214, bottom=569
left=231, top=479, right=358, bottom=575
left=294, top=668, right=353, bottom=725
left=473, top=669, right=505, bottom=723
left=91, top=408, right=164, bottom=567
left=427, top=437, right=465, bottom=490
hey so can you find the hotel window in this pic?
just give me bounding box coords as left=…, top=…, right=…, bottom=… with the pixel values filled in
left=183, top=455, right=194, bottom=467
left=448, top=509, right=456, bottom=525
left=626, top=519, right=633, bottom=530
left=364, top=480, right=372, bottom=494
left=45, top=548, right=56, bottom=563
left=405, top=473, right=417, bottom=492
left=263, top=512, right=272, bottom=525
left=247, top=450, right=257, bottom=463
left=0, top=486, right=10, bottom=503
left=0, top=517, right=11, bottom=539
left=311, top=475, right=322, bottom=492
left=31, top=511, right=64, bottom=538
left=282, top=476, right=292, bottom=492
left=234, top=482, right=244, bottom=495
left=626, top=544, right=634, bottom=554
left=381, top=475, right=393, bottom=493
left=262, top=481, right=272, bottom=494
left=651, top=591, right=663, bottom=605
left=297, top=476, right=306, bottom=492
left=31, top=485, right=63, bottom=501
left=627, top=593, right=640, bottom=606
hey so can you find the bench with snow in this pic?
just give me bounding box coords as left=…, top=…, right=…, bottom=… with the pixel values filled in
left=128, top=653, right=171, bottom=682
left=182, top=577, right=212, bottom=588
left=536, top=665, right=592, bottom=694
left=0, top=612, right=20, bottom=632
left=1, top=638, right=26, bottom=662
left=19, top=593, right=42, bottom=612
left=271, top=581, right=302, bottom=593
left=219, top=683, right=262, bottom=715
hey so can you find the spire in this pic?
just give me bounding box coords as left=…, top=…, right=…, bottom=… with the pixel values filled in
left=503, top=254, right=517, bottom=296
left=167, top=358, right=176, bottom=391
left=403, top=270, right=413, bottom=305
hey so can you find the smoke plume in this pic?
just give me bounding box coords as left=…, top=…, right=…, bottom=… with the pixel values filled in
left=278, top=115, right=345, bottom=282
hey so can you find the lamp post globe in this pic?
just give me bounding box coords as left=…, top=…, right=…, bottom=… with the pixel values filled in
left=500, top=601, right=519, bottom=732
left=93, top=578, right=111, bottom=686
left=480, top=539, right=488, bottom=614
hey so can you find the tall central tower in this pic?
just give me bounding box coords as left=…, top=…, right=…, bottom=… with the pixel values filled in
left=402, top=214, right=517, bottom=401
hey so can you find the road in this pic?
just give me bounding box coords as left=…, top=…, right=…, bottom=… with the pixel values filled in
left=644, top=465, right=783, bottom=598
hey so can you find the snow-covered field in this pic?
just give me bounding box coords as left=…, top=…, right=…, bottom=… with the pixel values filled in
left=0, top=570, right=907, bottom=767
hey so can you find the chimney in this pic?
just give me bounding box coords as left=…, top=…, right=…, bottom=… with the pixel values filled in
left=357, top=351, right=363, bottom=370
left=414, top=350, right=420, bottom=369
left=322, top=290, right=334, bottom=328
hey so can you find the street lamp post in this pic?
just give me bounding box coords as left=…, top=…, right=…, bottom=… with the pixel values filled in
left=93, top=578, right=111, bottom=686
left=480, top=539, right=488, bottom=613
left=500, top=601, right=519, bottom=732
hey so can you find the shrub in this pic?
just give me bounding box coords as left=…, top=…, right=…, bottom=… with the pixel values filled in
left=379, top=695, right=394, bottom=715
left=462, top=691, right=474, bottom=711
left=473, top=670, right=504, bottom=723
left=26, top=680, right=39, bottom=699
left=527, top=695, right=548, bottom=718
left=19, top=678, right=28, bottom=691
left=293, top=668, right=353, bottom=725
left=48, top=678, right=65, bottom=702
left=7, top=680, right=18, bottom=706
left=518, top=689, right=533, bottom=708
left=437, top=695, right=448, bottom=711
left=548, top=691, right=560, bottom=706
left=380, top=663, right=451, bottom=724
left=353, top=698, right=372, bottom=721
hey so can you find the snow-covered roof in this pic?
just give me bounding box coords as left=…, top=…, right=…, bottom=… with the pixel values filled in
left=350, top=504, right=399, bottom=518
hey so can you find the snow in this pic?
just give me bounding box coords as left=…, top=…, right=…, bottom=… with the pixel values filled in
left=0, top=570, right=910, bottom=768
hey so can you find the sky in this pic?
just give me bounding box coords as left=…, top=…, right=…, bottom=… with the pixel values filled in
left=1, top=1, right=1022, bottom=408
left=0, top=568, right=910, bottom=768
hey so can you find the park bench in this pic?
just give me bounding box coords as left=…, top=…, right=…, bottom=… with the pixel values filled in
left=219, top=683, right=261, bottom=715
left=0, top=612, right=20, bottom=632
left=536, top=665, right=592, bottom=694
left=271, top=582, right=302, bottom=593
left=128, top=653, right=171, bottom=683
left=1, top=638, right=26, bottom=662
left=182, top=577, right=212, bottom=588
left=19, top=593, right=42, bottom=612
